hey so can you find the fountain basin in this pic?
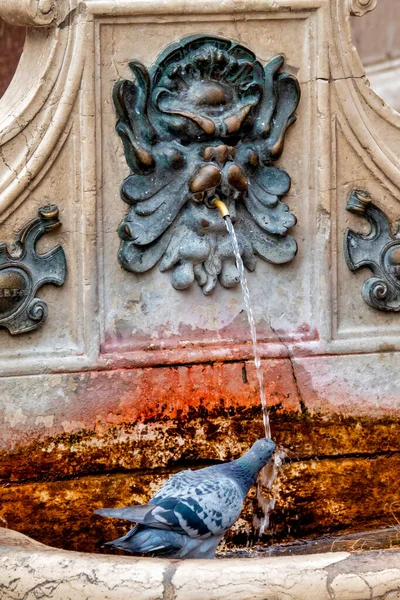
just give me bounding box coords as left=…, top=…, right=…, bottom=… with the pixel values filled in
left=1, top=527, right=400, bottom=600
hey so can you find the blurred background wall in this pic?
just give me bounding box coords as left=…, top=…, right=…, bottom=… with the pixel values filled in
left=351, top=0, right=400, bottom=112
left=0, top=19, right=25, bottom=98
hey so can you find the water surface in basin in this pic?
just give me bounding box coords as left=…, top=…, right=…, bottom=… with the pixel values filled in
left=217, top=526, right=400, bottom=558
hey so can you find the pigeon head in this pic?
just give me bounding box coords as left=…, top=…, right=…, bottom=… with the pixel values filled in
left=236, top=438, right=276, bottom=484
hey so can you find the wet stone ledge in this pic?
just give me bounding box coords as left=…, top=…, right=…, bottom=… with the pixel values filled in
left=1, top=453, right=400, bottom=554
left=1, top=528, right=400, bottom=600
left=1, top=360, right=400, bottom=553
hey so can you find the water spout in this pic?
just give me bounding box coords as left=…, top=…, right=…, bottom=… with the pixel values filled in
left=212, top=198, right=231, bottom=219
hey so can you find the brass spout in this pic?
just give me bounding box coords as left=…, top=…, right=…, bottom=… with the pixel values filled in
left=212, top=198, right=230, bottom=218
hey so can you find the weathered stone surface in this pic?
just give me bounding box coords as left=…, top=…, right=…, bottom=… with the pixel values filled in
left=0, top=528, right=167, bottom=600
left=0, top=359, right=300, bottom=481
left=1, top=358, right=400, bottom=484
left=221, top=527, right=400, bottom=557
left=1, top=0, right=400, bottom=586
left=267, top=454, right=400, bottom=542
left=1, top=454, right=400, bottom=554
left=2, top=528, right=400, bottom=600
left=1, top=0, right=400, bottom=444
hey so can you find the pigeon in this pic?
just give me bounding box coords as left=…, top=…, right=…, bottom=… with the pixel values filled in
left=95, top=438, right=275, bottom=559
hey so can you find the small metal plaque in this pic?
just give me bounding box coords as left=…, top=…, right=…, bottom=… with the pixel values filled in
left=0, top=205, right=67, bottom=334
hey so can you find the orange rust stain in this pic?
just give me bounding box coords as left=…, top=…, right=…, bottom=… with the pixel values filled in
left=2, top=356, right=400, bottom=484
left=2, top=405, right=400, bottom=484
left=2, top=359, right=301, bottom=450
left=114, top=359, right=301, bottom=422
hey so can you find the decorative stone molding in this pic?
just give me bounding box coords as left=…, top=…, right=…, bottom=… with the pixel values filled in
left=0, top=0, right=58, bottom=27
left=344, top=190, right=400, bottom=312
left=0, top=0, right=85, bottom=217
left=331, top=0, right=400, bottom=203
left=1, top=528, right=400, bottom=600
left=366, top=58, right=400, bottom=113
left=116, top=35, right=299, bottom=294
left=0, top=0, right=398, bottom=370
left=349, top=0, right=378, bottom=17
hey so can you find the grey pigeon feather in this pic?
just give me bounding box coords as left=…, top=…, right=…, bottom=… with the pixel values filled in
left=95, top=438, right=275, bottom=559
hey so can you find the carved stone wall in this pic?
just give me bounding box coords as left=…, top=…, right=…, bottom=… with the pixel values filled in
left=0, top=0, right=399, bottom=552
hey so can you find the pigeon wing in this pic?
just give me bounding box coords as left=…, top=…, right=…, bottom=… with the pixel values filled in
left=94, top=470, right=195, bottom=526
left=152, top=474, right=244, bottom=538
left=96, top=469, right=244, bottom=539
left=95, top=504, right=154, bottom=522
left=151, top=468, right=196, bottom=499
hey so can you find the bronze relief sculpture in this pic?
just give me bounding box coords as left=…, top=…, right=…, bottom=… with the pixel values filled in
left=0, top=205, right=67, bottom=334
left=115, top=35, right=300, bottom=294
left=345, top=190, right=400, bottom=312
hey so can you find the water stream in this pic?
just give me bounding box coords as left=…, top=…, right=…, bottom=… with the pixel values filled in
left=224, top=216, right=284, bottom=538
left=224, top=217, right=271, bottom=439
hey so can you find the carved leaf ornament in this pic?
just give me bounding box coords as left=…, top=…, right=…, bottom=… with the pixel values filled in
left=115, top=35, right=300, bottom=294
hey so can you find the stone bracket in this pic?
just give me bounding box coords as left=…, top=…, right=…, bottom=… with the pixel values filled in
left=0, top=205, right=67, bottom=334
left=344, top=190, right=400, bottom=311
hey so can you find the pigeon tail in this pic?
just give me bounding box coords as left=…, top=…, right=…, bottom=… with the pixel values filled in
left=95, top=505, right=153, bottom=522
left=105, top=526, right=221, bottom=558
left=104, top=526, right=181, bottom=555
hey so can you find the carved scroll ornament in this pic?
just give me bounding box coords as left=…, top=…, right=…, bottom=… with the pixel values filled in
left=349, top=0, right=378, bottom=17
left=344, top=190, right=400, bottom=312
left=0, top=206, right=67, bottom=334
left=0, top=0, right=56, bottom=27
left=115, top=35, right=300, bottom=295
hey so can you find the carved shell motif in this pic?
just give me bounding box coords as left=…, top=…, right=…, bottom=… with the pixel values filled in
left=115, top=35, right=300, bottom=294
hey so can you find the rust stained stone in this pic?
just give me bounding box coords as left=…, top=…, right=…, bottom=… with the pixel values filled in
left=2, top=408, right=400, bottom=484
left=1, top=359, right=399, bottom=554
left=1, top=454, right=400, bottom=554
left=1, top=359, right=400, bottom=483
left=0, top=359, right=301, bottom=451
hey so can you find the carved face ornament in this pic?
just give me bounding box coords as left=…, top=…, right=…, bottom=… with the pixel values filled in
left=115, top=35, right=300, bottom=294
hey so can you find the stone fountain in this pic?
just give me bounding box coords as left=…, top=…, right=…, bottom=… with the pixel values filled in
left=1, top=0, right=400, bottom=598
